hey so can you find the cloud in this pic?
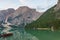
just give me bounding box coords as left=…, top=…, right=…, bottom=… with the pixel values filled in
left=19, top=0, right=26, bottom=3
left=19, top=0, right=58, bottom=12
left=19, top=0, right=27, bottom=5
left=0, top=0, right=20, bottom=10
left=0, top=0, right=58, bottom=12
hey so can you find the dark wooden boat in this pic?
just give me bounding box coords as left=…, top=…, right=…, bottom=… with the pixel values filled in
left=0, top=33, right=13, bottom=38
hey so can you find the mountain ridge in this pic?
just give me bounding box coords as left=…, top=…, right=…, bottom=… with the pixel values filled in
left=0, top=6, right=43, bottom=26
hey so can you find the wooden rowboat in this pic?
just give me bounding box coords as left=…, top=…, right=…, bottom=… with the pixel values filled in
left=0, top=33, right=13, bottom=38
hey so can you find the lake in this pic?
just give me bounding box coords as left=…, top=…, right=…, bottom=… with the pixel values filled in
left=0, top=28, right=60, bottom=40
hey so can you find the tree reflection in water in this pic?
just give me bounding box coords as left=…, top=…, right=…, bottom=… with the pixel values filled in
left=0, top=27, right=39, bottom=40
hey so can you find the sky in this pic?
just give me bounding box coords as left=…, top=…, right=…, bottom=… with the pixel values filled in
left=0, top=0, right=58, bottom=12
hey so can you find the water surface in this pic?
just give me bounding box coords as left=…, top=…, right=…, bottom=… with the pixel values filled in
left=0, top=28, right=60, bottom=40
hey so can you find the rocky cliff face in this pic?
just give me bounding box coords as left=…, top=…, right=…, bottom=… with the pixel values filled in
left=54, top=0, right=60, bottom=11
left=0, top=8, right=15, bottom=24
left=54, top=0, right=60, bottom=19
left=7, top=6, right=43, bottom=26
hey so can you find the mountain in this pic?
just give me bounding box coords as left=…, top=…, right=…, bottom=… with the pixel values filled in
left=54, top=0, right=60, bottom=12
left=54, top=0, right=60, bottom=19
left=0, top=8, right=15, bottom=28
left=7, top=6, right=43, bottom=26
left=25, top=6, right=55, bottom=28
left=25, top=0, right=60, bottom=28
left=0, top=8, right=15, bottom=24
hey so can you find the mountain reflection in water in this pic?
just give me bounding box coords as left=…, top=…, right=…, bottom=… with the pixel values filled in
left=0, top=27, right=39, bottom=40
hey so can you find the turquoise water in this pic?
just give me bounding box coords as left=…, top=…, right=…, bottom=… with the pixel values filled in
left=0, top=28, right=60, bottom=40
